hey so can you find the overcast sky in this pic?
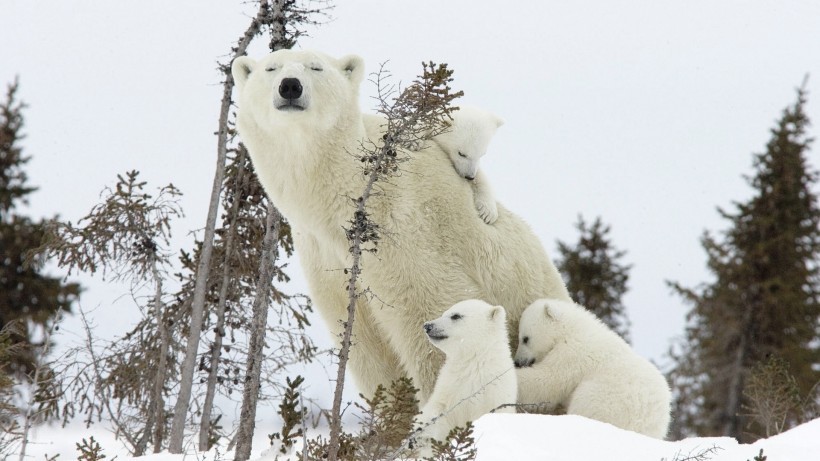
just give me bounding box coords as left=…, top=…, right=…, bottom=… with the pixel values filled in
left=2, top=0, right=820, bottom=405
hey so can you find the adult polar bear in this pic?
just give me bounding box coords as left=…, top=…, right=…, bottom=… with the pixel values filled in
left=231, top=49, right=570, bottom=402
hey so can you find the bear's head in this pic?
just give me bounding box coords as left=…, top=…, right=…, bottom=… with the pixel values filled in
left=423, top=299, right=507, bottom=356
left=231, top=49, right=365, bottom=136
left=434, top=105, right=504, bottom=180
left=514, top=298, right=562, bottom=368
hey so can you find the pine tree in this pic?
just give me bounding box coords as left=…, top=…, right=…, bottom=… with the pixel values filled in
left=667, top=83, right=820, bottom=441
left=0, top=78, right=79, bottom=380
left=35, top=170, right=184, bottom=455
left=555, top=215, right=632, bottom=342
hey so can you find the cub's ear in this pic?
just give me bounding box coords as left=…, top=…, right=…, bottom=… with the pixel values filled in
left=488, top=305, right=505, bottom=321
left=543, top=301, right=554, bottom=320
left=338, top=54, right=365, bottom=85
left=232, top=56, right=256, bottom=93
left=494, top=115, right=505, bottom=128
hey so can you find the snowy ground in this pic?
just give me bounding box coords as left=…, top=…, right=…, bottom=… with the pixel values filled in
left=23, top=414, right=819, bottom=461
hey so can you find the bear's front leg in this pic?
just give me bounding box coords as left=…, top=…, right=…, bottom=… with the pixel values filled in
left=367, top=305, right=444, bottom=403
left=296, top=233, right=405, bottom=398
left=412, top=400, right=449, bottom=458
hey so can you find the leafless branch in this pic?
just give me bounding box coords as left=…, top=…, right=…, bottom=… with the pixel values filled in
left=326, top=62, right=462, bottom=461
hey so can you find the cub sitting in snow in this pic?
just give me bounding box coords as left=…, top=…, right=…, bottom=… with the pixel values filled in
left=414, top=105, right=504, bottom=224
left=514, top=298, right=671, bottom=439
left=414, top=299, right=517, bottom=452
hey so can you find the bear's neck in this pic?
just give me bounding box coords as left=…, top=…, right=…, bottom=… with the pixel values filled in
left=244, top=114, right=368, bottom=238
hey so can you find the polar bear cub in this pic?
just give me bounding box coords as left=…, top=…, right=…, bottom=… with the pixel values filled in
left=416, top=299, right=517, bottom=449
left=514, top=298, right=671, bottom=439
left=424, top=105, right=504, bottom=224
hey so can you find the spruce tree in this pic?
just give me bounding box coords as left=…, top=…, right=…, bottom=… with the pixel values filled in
left=0, top=79, right=79, bottom=380
left=555, top=215, right=632, bottom=342
left=668, top=83, right=820, bottom=441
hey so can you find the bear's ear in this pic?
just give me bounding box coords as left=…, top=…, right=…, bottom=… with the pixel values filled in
left=488, top=305, right=505, bottom=322
left=338, top=54, right=365, bottom=86
left=494, top=115, right=505, bottom=128
left=232, top=56, right=256, bottom=93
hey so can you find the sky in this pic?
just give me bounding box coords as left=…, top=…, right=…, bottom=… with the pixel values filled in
left=2, top=0, right=820, bottom=448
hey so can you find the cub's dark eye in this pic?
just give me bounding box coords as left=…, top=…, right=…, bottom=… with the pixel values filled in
left=457, top=151, right=467, bottom=158
left=522, top=336, right=529, bottom=345
left=265, top=66, right=278, bottom=72
left=310, top=65, right=324, bottom=72
left=450, top=314, right=462, bottom=321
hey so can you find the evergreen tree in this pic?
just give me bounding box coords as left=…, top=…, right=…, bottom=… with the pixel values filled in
left=667, top=84, right=820, bottom=441
left=555, top=215, right=632, bottom=342
left=0, top=79, right=79, bottom=380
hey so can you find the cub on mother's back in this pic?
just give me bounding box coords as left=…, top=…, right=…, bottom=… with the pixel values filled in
left=423, top=105, right=504, bottom=224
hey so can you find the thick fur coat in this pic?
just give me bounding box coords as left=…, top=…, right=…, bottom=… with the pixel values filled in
left=515, top=298, right=672, bottom=438
left=417, top=299, right=517, bottom=445
left=231, top=49, right=569, bottom=402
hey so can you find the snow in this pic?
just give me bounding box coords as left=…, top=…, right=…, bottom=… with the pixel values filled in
left=25, top=414, right=820, bottom=461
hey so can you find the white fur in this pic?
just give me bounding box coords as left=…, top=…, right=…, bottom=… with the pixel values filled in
left=415, top=300, right=516, bottom=453
left=231, top=49, right=570, bottom=403
left=514, top=298, right=672, bottom=438
left=433, top=106, right=503, bottom=224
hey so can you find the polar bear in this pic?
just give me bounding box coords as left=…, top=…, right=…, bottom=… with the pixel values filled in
left=415, top=299, right=516, bottom=449
left=514, top=298, right=672, bottom=438
left=416, top=105, right=504, bottom=224
left=231, top=49, right=570, bottom=403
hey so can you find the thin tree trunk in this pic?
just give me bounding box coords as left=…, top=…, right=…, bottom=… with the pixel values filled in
left=232, top=4, right=293, bottom=458
left=18, top=321, right=55, bottom=461
left=327, top=192, right=369, bottom=461
left=234, top=203, right=281, bottom=461
left=167, top=98, right=225, bottom=454
left=134, top=405, right=154, bottom=456
left=152, top=259, right=169, bottom=452
left=198, top=149, right=248, bottom=451
left=167, top=3, right=270, bottom=452
left=723, top=302, right=754, bottom=438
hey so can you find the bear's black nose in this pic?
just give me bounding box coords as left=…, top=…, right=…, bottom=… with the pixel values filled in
left=279, top=78, right=303, bottom=100
left=423, top=323, right=433, bottom=333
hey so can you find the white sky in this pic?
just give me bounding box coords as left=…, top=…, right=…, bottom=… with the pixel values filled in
left=2, top=0, right=820, bottom=407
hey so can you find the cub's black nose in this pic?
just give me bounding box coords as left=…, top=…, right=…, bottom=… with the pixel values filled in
left=423, top=323, right=433, bottom=333
left=514, top=358, right=536, bottom=368
left=279, top=78, right=303, bottom=99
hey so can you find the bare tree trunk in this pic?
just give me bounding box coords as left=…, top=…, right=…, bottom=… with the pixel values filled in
left=324, top=64, right=460, bottom=461
left=152, top=259, right=169, bottom=452
left=167, top=3, right=271, bottom=453
left=269, top=0, right=288, bottom=52
left=198, top=149, right=248, bottom=451
left=18, top=321, right=56, bottom=461
left=234, top=203, right=282, bottom=461
left=167, top=98, right=224, bottom=455
left=723, top=302, right=754, bottom=438
left=327, top=179, right=375, bottom=461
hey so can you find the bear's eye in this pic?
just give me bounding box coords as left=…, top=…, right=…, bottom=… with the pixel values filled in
left=450, top=313, right=462, bottom=321
left=309, top=64, right=324, bottom=72
left=265, top=66, right=278, bottom=72
left=457, top=151, right=467, bottom=158
left=522, top=336, right=529, bottom=345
